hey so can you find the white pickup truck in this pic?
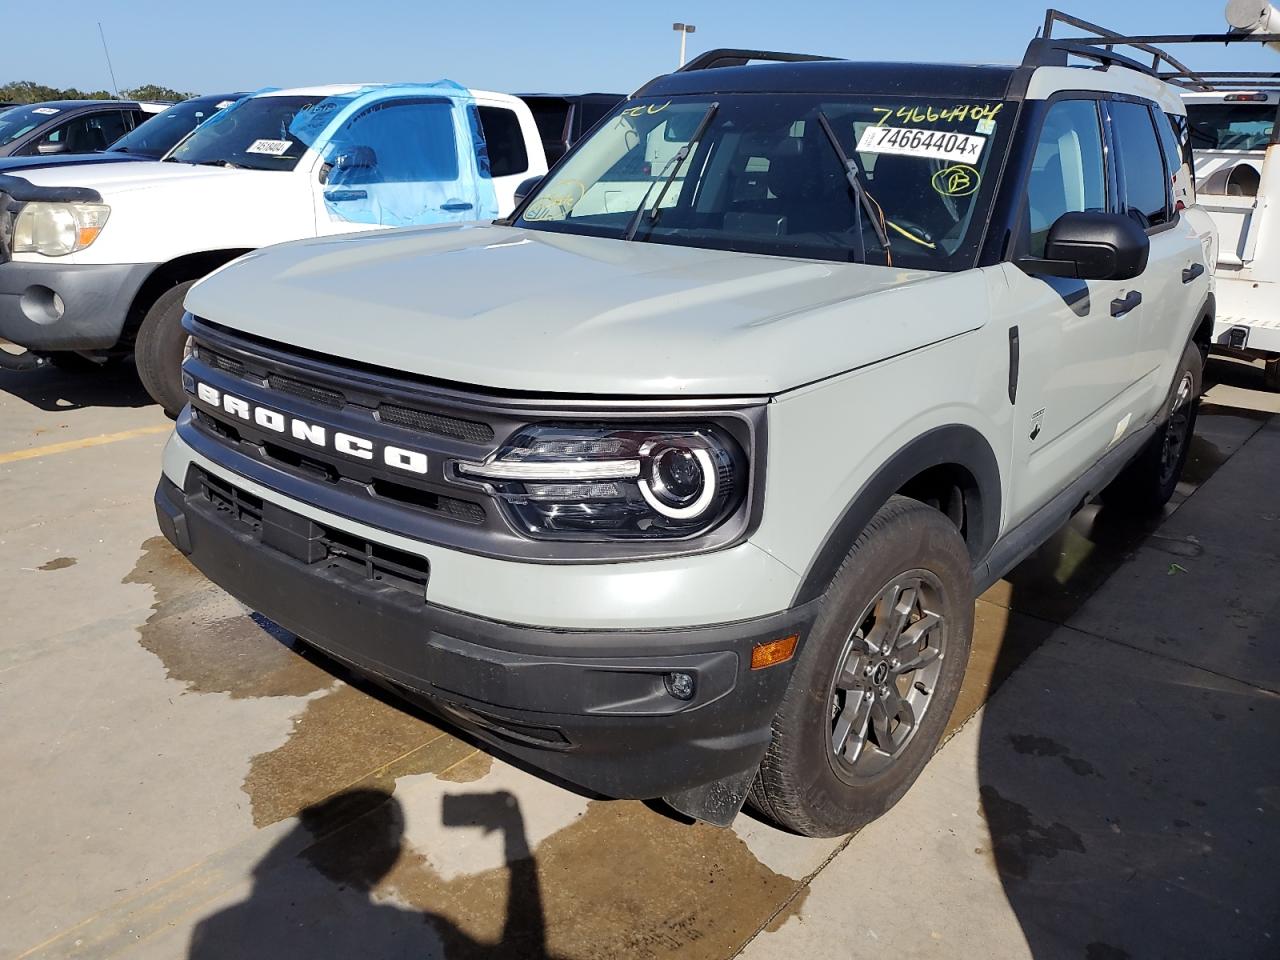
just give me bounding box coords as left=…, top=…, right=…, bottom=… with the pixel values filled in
left=1184, top=87, right=1280, bottom=388
left=0, top=82, right=549, bottom=412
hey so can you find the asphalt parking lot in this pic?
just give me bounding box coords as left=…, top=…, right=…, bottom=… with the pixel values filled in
left=2, top=357, right=1277, bottom=960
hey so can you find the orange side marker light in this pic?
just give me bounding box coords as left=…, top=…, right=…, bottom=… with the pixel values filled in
left=751, top=635, right=799, bottom=670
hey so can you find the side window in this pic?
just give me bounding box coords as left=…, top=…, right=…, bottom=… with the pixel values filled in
left=476, top=106, right=528, bottom=178
left=42, top=111, right=131, bottom=153
left=331, top=99, right=459, bottom=183
left=1164, top=111, right=1195, bottom=187
left=1025, top=99, right=1107, bottom=257
left=1109, top=100, right=1172, bottom=230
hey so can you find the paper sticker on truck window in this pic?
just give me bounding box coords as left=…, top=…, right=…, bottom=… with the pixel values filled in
left=857, top=125, right=986, bottom=163
left=215, top=100, right=235, bottom=109
left=246, top=138, right=293, bottom=156
left=32, top=107, right=60, bottom=116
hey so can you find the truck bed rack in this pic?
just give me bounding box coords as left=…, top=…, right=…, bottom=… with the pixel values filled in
left=1029, top=8, right=1280, bottom=92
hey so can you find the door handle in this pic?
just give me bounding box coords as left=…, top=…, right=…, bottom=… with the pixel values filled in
left=1110, top=291, right=1142, bottom=318
left=1182, top=263, right=1205, bottom=283
left=441, top=202, right=473, bottom=212
left=324, top=189, right=367, bottom=201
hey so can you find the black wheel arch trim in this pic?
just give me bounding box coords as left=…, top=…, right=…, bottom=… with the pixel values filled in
left=791, top=424, right=1002, bottom=605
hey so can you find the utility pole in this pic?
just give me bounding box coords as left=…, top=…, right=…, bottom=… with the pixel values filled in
left=672, top=22, right=696, bottom=67
left=98, top=22, right=121, bottom=98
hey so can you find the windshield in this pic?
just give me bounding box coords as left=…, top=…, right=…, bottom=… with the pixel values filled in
left=1186, top=102, right=1276, bottom=151
left=516, top=94, right=1013, bottom=269
left=167, top=95, right=323, bottom=171
left=0, top=104, right=62, bottom=146
left=111, top=96, right=240, bottom=159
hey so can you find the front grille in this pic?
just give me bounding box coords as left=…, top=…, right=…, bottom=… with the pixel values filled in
left=193, top=466, right=429, bottom=595
left=202, top=348, right=246, bottom=378
left=378, top=403, right=494, bottom=444
left=0, top=191, right=13, bottom=263
left=192, top=410, right=486, bottom=526
left=267, top=372, right=344, bottom=408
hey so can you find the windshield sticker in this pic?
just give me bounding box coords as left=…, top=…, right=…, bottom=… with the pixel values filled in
left=872, top=103, right=1002, bottom=127
left=245, top=138, right=293, bottom=156
left=932, top=164, right=981, bottom=197
left=858, top=126, right=986, bottom=163
left=215, top=100, right=235, bottom=109
left=975, top=116, right=997, bottom=135
left=31, top=107, right=60, bottom=116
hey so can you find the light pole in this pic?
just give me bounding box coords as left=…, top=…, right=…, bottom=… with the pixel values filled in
left=673, top=22, right=696, bottom=67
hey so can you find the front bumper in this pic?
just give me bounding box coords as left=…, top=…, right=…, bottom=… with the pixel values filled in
left=0, top=259, right=155, bottom=351
left=155, top=471, right=819, bottom=800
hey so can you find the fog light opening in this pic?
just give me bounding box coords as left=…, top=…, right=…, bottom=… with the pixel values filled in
left=751, top=634, right=799, bottom=670
left=665, top=671, right=696, bottom=701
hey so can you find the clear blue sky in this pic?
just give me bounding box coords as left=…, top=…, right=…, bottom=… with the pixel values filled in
left=5, top=0, right=1274, bottom=95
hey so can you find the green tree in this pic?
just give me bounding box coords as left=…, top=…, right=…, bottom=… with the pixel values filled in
left=121, top=84, right=196, bottom=103
left=0, top=81, right=196, bottom=105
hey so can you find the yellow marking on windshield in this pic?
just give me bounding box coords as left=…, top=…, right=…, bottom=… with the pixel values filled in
left=872, top=103, right=1003, bottom=126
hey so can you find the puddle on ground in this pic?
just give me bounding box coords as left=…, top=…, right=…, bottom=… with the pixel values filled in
left=124, top=537, right=335, bottom=700
left=242, top=682, right=466, bottom=827
left=38, top=556, right=76, bottom=571
left=978, top=784, right=1086, bottom=881
left=305, top=789, right=808, bottom=960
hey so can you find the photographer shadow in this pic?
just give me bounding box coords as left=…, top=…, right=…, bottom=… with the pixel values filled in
left=189, top=787, right=552, bottom=960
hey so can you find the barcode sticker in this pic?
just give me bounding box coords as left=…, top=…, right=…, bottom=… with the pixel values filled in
left=857, top=125, right=986, bottom=163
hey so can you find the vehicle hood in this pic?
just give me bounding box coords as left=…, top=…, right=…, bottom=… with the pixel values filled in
left=0, top=152, right=147, bottom=174
left=186, top=224, right=989, bottom=396
left=13, top=160, right=275, bottom=197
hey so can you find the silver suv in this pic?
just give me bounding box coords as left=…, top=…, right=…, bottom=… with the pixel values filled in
left=155, top=35, right=1216, bottom=837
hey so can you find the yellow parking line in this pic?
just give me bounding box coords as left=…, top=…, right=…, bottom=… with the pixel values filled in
left=0, top=424, right=172, bottom=465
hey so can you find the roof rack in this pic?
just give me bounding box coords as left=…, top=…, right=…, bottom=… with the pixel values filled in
left=677, top=48, right=841, bottom=73
left=1029, top=8, right=1280, bottom=92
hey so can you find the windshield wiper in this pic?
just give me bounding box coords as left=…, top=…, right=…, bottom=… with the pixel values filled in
left=623, top=101, right=719, bottom=242
left=193, top=159, right=244, bottom=169
left=815, top=111, right=891, bottom=263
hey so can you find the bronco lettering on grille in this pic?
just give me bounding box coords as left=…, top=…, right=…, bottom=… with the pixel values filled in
left=193, top=381, right=429, bottom=476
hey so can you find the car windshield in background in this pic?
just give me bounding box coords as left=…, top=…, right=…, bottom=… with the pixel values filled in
left=0, top=104, right=60, bottom=145
left=517, top=94, right=1013, bottom=269
left=167, top=95, right=323, bottom=171
left=1186, top=103, right=1276, bottom=151
left=111, top=96, right=242, bottom=159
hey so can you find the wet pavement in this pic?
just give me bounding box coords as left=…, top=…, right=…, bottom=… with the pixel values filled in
left=1, top=357, right=1276, bottom=959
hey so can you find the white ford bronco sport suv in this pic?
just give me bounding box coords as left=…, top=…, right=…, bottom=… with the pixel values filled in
left=0, top=83, right=548, bottom=413
left=155, top=29, right=1216, bottom=836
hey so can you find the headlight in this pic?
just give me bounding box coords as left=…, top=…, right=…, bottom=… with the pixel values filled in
left=456, top=424, right=745, bottom=540
left=11, top=202, right=110, bottom=256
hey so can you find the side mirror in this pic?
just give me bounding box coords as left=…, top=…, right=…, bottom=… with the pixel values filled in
left=36, top=141, right=67, bottom=155
left=514, top=175, right=543, bottom=205
left=1018, top=211, right=1149, bottom=282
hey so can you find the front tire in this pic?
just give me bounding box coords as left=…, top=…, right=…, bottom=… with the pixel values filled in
left=749, top=496, right=974, bottom=838
left=135, top=280, right=196, bottom=417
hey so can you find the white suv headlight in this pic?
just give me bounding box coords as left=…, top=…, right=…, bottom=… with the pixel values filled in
left=11, top=202, right=111, bottom=257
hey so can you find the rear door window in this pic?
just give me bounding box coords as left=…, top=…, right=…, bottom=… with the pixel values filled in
left=475, top=106, right=528, bottom=178
left=1109, top=100, right=1172, bottom=230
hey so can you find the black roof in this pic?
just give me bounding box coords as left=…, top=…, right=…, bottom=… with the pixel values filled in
left=18, top=99, right=140, bottom=111
left=636, top=60, right=1019, bottom=100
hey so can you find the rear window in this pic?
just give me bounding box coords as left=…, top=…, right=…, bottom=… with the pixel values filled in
left=1186, top=102, right=1276, bottom=151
